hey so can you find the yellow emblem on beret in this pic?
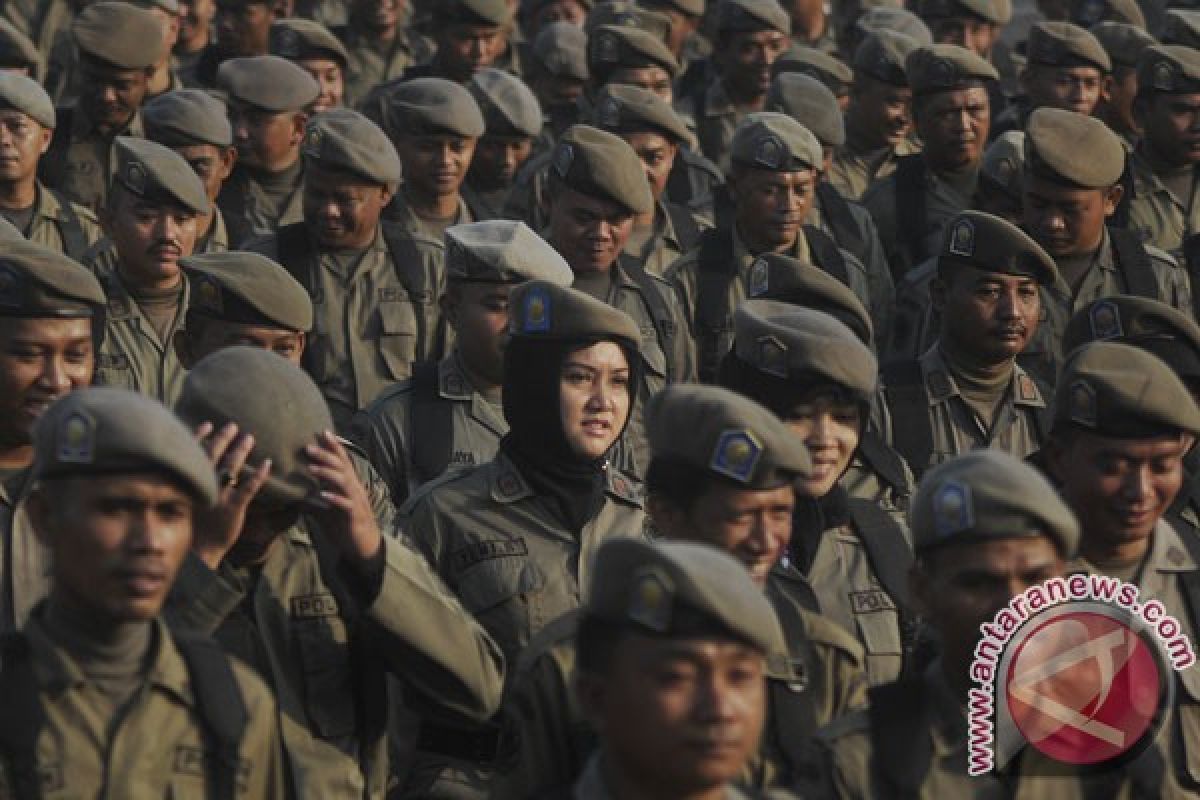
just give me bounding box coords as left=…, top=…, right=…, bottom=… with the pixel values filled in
left=1088, top=300, right=1123, bottom=340
left=1154, top=60, right=1176, bottom=91
left=521, top=286, right=552, bottom=334
left=749, top=258, right=770, bottom=296
left=754, top=135, right=783, bottom=169
left=627, top=568, right=673, bottom=632
left=1069, top=379, right=1098, bottom=428
left=948, top=218, right=975, bottom=258
left=57, top=411, right=96, bottom=464
left=932, top=480, right=974, bottom=539
left=757, top=335, right=790, bottom=378
left=125, top=161, right=146, bottom=195
left=711, top=429, right=763, bottom=484
left=194, top=275, right=223, bottom=313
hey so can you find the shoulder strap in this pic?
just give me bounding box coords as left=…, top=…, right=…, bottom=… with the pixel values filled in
left=0, top=633, right=44, bottom=800
left=1110, top=154, right=1134, bottom=229
left=894, top=155, right=929, bottom=275
left=868, top=678, right=933, bottom=798
left=664, top=202, right=702, bottom=253
left=802, top=225, right=850, bottom=285
left=408, top=361, right=454, bottom=483
left=881, top=360, right=936, bottom=481
left=619, top=256, right=678, bottom=381
left=173, top=632, right=248, bottom=800
left=845, top=498, right=913, bottom=615
left=274, top=222, right=314, bottom=289
left=694, top=228, right=738, bottom=380
left=816, top=183, right=866, bottom=260
left=763, top=601, right=820, bottom=784
left=1108, top=227, right=1158, bottom=300
left=50, top=191, right=89, bottom=262
left=855, top=429, right=912, bottom=497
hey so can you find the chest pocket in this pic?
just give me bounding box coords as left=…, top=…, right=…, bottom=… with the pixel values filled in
left=293, top=615, right=356, bottom=739
left=851, top=590, right=903, bottom=687
left=375, top=299, right=419, bottom=380
left=93, top=352, right=134, bottom=390
left=457, top=555, right=547, bottom=655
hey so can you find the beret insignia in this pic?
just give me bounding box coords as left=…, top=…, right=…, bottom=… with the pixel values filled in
left=710, top=429, right=763, bottom=484
left=302, top=126, right=323, bottom=158
left=754, top=135, right=783, bottom=169
left=57, top=410, right=96, bottom=464
left=627, top=568, right=673, bottom=632
left=553, top=142, right=574, bottom=178
left=948, top=218, right=975, bottom=258
left=749, top=257, right=770, bottom=296
left=1154, top=60, right=1176, bottom=91
left=520, top=285, right=551, bottom=334
left=595, top=32, right=619, bottom=63
left=125, top=161, right=146, bottom=195
left=275, top=27, right=300, bottom=58
left=1088, top=299, right=1123, bottom=340
left=757, top=335, right=790, bottom=378
left=1069, top=379, right=1098, bottom=427
left=597, top=97, right=621, bottom=129
left=932, top=480, right=974, bottom=539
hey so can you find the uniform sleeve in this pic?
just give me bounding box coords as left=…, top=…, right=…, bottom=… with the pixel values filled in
left=861, top=179, right=900, bottom=280
left=793, top=716, right=874, bottom=800
left=350, top=393, right=414, bottom=507
left=345, top=443, right=398, bottom=532
left=848, top=203, right=896, bottom=341
left=163, top=554, right=248, bottom=635
left=234, top=664, right=288, bottom=800
left=661, top=276, right=698, bottom=383
left=1151, top=249, right=1196, bottom=320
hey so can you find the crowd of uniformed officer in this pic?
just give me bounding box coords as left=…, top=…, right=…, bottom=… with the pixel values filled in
left=4, top=0, right=1200, bottom=797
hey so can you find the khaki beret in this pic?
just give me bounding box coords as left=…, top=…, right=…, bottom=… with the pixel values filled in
left=585, top=2, right=672, bottom=42
left=436, top=0, right=513, bottom=25
left=1063, top=296, right=1200, bottom=382
left=592, top=84, right=692, bottom=145
left=509, top=280, right=642, bottom=344
left=918, top=0, right=1006, bottom=24
left=176, top=347, right=334, bottom=505
left=0, top=72, right=53, bottom=128
left=731, top=112, right=822, bottom=172
left=1069, top=0, right=1144, bottom=29
left=906, top=43, right=999, bottom=94
left=853, top=30, right=920, bottom=86
left=385, top=77, right=486, bottom=138
left=446, top=221, right=574, bottom=284
left=648, top=384, right=812, bottom=488
left=641, top=0, right=705, bottom=15
left=113, top=136, right=209, bottom=214
left=588, top=24, right=680, bottom=78
left=181, top=251, right=313, bottom=332
left=745, top=254, right=874, bottom=346
left=73, top=1, right=166, bottom=69
left=1090, top=22, right=1158, bottom=69
left=522, top=0, right=595, bottom=14
left=767, top=73, right=845, bottom=148
left=33, top=388, right=217, bottom=506
left=857, top=8, right=934, bottom=45
left=218, top=55, right=320, bottom=112
left=550, top=125, right=653, bottom=214
left=716, top=0, right=791, bottom=35
left=911, top=450, right=1080, bottom=556
left=775, top=46, right=854, bottom=95
left=143, top=89, right=232, bottom=148
left=733, top=300, right=878, bottom=396
left=0, top=17, right=42, bottom=75
left=1137, top=44, right=1200, bottom=95
left=1162, top=10, right=1200, bottom=49
left=270, top=18, right=349, bottom=67
left=938, top=211, right=1058, bottom=285
left=1025, top=107, right=1124, bottom=189
left=302, top=108, right=401, bottom=187
left=468, top=68, right=543, bottom=138
left=1027, top=21, right=1111, bottom=72
left=1054, top=341, right=1200, bottom=437
left=0, top=240, right=106, bottom=318
left=130, top=0, right=180, bottom=14
left=531, top=22, right=589, bottom=81
left=979, top=130, right=1026, bottom=201
left=585, top=538, right=791, bottom=674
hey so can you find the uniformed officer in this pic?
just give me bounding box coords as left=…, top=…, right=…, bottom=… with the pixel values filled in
left=168, top=346, right=504, bottom=799
left=0, top=242, right=104, bottom=634
left=1127, top=45, right=1200, bottom=256
left=0, top=72, right=100, bottom=261
left=917, top=0, right=1011, bottom=73
left=38, top=1, right=164, bottom=213
left=354, top=221, right=573, bottom=505
left=0, top=388, right=286, bottom=798
left=0, top=16, right=42, bottom=80
left=269, top=17, right=349, bottom=114
left=641, top=0, right=708, bottom=65
left=522, top=21, right=589, bottom=144
left=718, top=300, right=914, bottom=687
left=143, top=89, right=237, bottom=254
left=1091, top=21, right=1159, bottom=149
left=882, top=211, right=1057, bottom=480
left=133, top=0, right=185, bottom=100
left=174, top=0, right=216, bottom=85
left=827, top=30, right=921, bottom=201
left=403, top=0, right=512, bottom=84
left=192, top=0, right=279, bottom=88
left=215, top=55, right=318, bottom=247
left=777, top=0, right=838, bottom=53
left=247, top=108, right=446, bottom=431
left=335, top=0, right=433, bottom=108
left=667, top=113, right=876, bottom=382
left=90, top=137, right=208, bottom=404
left=862, top=43, right=998, bottom=280
left=809, top=449, right=1081, bottom=798
left=855, top=5, right=935, bottom=47
left=584, top=4, right=680, bottom=101
left=973, top=128, right=1026, bottom=221
left=1068, top=0, right=1145, bottom=27
left=775, top=45, right=855, bottom=110
left=462, top=68, right=543, bottom=220
left=519, top=0, right=592, bottom=36
left=496, top=385, right=868, bottom=796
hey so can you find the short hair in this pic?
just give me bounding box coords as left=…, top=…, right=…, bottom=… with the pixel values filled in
left=645, top=458, right=716, bottom=513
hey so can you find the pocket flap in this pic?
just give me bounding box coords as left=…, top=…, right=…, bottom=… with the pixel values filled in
left=378, top=300, right=417, bottom=336
left=458, top=556, right=545, bottom=614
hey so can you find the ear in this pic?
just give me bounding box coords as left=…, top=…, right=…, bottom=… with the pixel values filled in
left=1100, top=74, right=1114, bottom=106
left=573, top=669, right=608, bottom=731
left=173, top=328, right=196, bottom=369
left=37, top=125, right=52, bottom=156
left=290, top=112, right=309, bottom=144
left=1102, top=184, right=1124, bottom=217
left=294, top=331, right=307, bottom=358
left=379, top=184, right=394, bottom=208
left=219, top=146, right=238, bottom=180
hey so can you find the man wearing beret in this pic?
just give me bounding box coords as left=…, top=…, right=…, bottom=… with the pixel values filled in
left=519, top=0, right=590, bottom=38
left=143, top=89, right=237, bottom=254
left=0, top=242, right=105, bottom=635
left=462, top=68, right=543, bottom=220
left=336, top=0, right=433, bottom=108
left=402, top=0, right=511, bottom=84
left=1091, top=21, right=1159, bottom=150
left=0, top=17, right=41, bottom=81
left=248, top=109, right=447, bottom=432
left=133, top=0, right=186, bottom=100
left=522, top=21, right=588, bottom=144
left=269, top=18, right=348, bottom=114
left=185, top=0, right=280, bottom=87
left=585, top=5, right=680, bottom=102
left=0, top=387, right=286, bottom=797
left=809, top=450, right=1081, bottom=796
left=173, top=0, right=217, bottom=86
left=641, top=0, right=710, bottom=66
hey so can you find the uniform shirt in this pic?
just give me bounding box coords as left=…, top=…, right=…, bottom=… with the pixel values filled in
left=570, top=752, right=765, bottom=800
left=827, top=130, right=921, bottom=201
left=624, top=201, right=709, bottom=278
left=808, top=186, right=896, bottom=336
left=682, top=78, right=749, bottom=176
left=22, top=182, right=103, bottom=260
left=0, top=467, right=49, bottom=635
left=195, top=206, right=230, bottom=254
left=460, top=182, right=510, bottom=223
left=339, top=27, right=433, bottom=108
left=217, top=159, right=305, bottom=248
left=384, top=191, right=474, bottom=242
left=166, top=528, right=504, bottom=800
left=1127, top=148, right=1200, bottom=257
left=1, top=614, right=286, bottom=799
left=42, top=105, right=144, bottom=213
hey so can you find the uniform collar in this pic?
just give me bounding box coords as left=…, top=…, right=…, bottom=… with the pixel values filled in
left=33, top=182, right=68, bottom=224
left=70, top=104, right=143, bottom=143
left=730, top=223, right=810, bottom=268
left=1072, top=518, right=1196, bottom=576
left=488, top=452, right=641, bottom=506
left=440, top=351, right=477, bottom=401
left=703, top=78, right=736, bottom=117
left=573, top=753, right=751, bottom=800
left=920, top=345, right=1045, bottom=408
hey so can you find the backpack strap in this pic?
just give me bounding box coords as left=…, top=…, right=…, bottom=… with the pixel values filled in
left=1184, top=234, right=1200, bottom=323
left=618, top=256, right=679, bottom=381
left=803, top=225, right=850, bottom=286
left=816, top=182, right=866, bottom=260
left=1169, top=523, right=1200, bottom=648
left=1110, top=154, right=1134, bottom=229
left=1108, top=227, right=1159, bottom=300
left=763, top=600, right=820, bottom=784
left=50, top=191, right=91, bottom=262
left=273, top=222, right=315, bottom=290
left=381, top=222, right=437, bottom=358
left=855, top=429, right=912, bottom=498
left=695, top=228, right=739, bottom=380
left=0, top=632, right=44, bottom=800
left=881, top=360, right=936, bottom=481
left=845, top=498, right=913, bottom=616
left=407, top=360, right=454, bottom=484
left=894, top=155, right=928, bottom=279
left=173, top=632, right=248, bottom=800
left=868, top=677, right=933, bottom=798
left=663, top=202, right=702, bottom=254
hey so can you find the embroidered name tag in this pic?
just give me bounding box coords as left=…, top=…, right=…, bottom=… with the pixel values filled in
left=451, top=539, right=529, bottom=571
left=291, top=593, right=339, bottom=619
left=450, top=451, right=476, bottom=466
left=849, top=589, right=896, bottom=614
left=174, top=746, right=250, bottom=789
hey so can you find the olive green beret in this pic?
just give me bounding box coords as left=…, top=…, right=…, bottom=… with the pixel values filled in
left=1063, top=296, right=1200, bottom=382
left=979, top=130, right=1026, bottom=202
left=767, top=73, right=845, bottom=148
left=853, top=30, right=919, bottom=86
left=648, top=384, right=812, bottom=488
left=938, top=210, right=1058, bottom=285
left=113, top=136, right=209, bottom=214
left=302, top=108, right=401, bottom=187
left=585, top=2, right=672, bottom=42
left=446, top=221, right=574, bottom=284
left=181, top=251, right=313, bottom=332
left=73, top=1, right=166, bottom=69
left=1025, top=107, right=1124, bottom=189
left=0, top=72, right=53, bottom=128
left=775, top=46, right=854, bottom=95
left=1069, top=0, right=1144, bottom=29
left=1027, top=21, right=1111, bottom=71
left=269, top=18, right=349, bottom=67
left=522, top=0, right=594, bottom=15
left=918, top=0, right=1006, bottom=24
left=143, top=89, right=233, bottom=148
left=1090, top=21, right=1158, bottom=69
left=385, top=77, right=486, bottom=138
left=130, top=0, right=180, bottom=15
left=746, top=254, right=874, bottom=346
left=1054, top=341, right=1200, bottom=437
left=218, top=55, right=320, bottom=112
left=1162, top=10, right=1200, bottom=49
left=906, top=44, right=999, bottom=94
left=33, top=388, right=217, bottom=506
left=468, top=68, right=543, bottom=138
left=585, top=537, right=791, bottom=673
left=0, top=240, right=105, bottom=318
left=509, top=280, right=642, bottom=344
left=592, top=84, right=692, bottom=145
left=531, top=22, right=589, bottom=81
left=857, top=8, right=934, bottom=45
left=716, top=0, right=791, bottom=35
left=588, top=24, right=680, bottom=78
left=731, top=112, right=822, bottom=172
left=0, top=216, right=19, bottom=241
left=734, top=300, right=878, bottom=396
left=641, top=0, right=704, bottom=15
left=1137, top=45, right=1200, bottom=94
left=176, top=347, right=334, bottom=505
left=0, top=17, right=42, bottom=75
left=436, top=0, right=513, bottom=25
left=911, top=450, right=1080, bottom=556
left=550, top=125, right=653, bottom=214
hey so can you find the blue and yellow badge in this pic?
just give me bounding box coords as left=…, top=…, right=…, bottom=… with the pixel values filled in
left=627, top=568, right=673, bottom=632
left=193, top=274, right=223, bottom=314
left=948, top=218, right=975, bottom=258
left=124, top=161, right=146, bottom=196
left=932, top=479, right=974, bottom=539
left=57, top=410, right=95, bottom=464
left=710, top=429, right=763, bottom=484
left=302, top=125, right=323, bottom=159
left=1069, top=379, right=1098, bottom=428
left=520, top=285, right=552, bottom=334
left=749, top=258, right=770, bottom=297
left=1088, top=299, right=1123, bottom=340
left=754, top=135, right=783, bottom=170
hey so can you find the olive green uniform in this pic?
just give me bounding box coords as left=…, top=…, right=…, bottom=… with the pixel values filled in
left=21, top=182, right=102, bottom=260
left=0, top=468, right=48, bottom=634
left=217, top=162, right=306, bottom=248
left=385, top=191, right=476, bottom=242
left=569, top=753, right=768, bottom=800
left=40, top=106, right=144, bottom=213
left=808, top=190, right=896, bottom=336
left=196, top=208, right=230, bottom=254
left=826, top=135, right=921, bottom=202
left=683, top=79, right=750, bottom=176
left=338, top=27, right=434, bottom=108
left=1127, top=148, right=1200, bottom=257
left=624, top=201, right=709, bottom=278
